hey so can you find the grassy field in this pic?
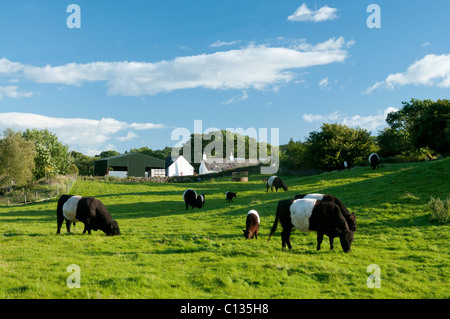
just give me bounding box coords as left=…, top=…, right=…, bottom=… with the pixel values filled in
left=0, top=158, right=449, bottom=299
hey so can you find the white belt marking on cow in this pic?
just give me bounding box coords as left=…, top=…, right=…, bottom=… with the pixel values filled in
left=63, top=195, right=82, bottom=222
left=247, top=209, right=260, bottom=224
left=290, top=198, right=317, bottom=232
left=267, top=176, right=277, bottom=187
left=304, top=193, right=324, bottom=200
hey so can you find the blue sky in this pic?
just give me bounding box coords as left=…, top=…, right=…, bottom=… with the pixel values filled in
left=0, top=0, right=449, bottom=156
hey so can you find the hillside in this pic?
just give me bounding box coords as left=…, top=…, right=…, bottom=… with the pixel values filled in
left=0, top=158, right=448, bottom=299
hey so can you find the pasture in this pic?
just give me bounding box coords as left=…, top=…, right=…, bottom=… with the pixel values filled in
left=0, top=158, right=449, bottom=299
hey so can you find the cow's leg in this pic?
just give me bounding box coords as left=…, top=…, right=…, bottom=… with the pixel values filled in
left=83, top=219, right=92, bottom=234
left=57, top=217, right=64, bottom=234
left=316, top=232, right=324, bottom=250
left=255, top=228, right=258, bottom=239
left=329, top=236, right=334, bottom=250
left=282, top=229, right=292, bottom=249
left=65, top=220, right=72, bottom=233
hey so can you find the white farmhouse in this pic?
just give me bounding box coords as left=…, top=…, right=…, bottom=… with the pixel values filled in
left=165, top=155, right=194, bottom=177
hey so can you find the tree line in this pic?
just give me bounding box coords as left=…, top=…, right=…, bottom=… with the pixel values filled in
left=1, top=98, right=448, bottom=189
left=281, top=98, right=449, bottom=171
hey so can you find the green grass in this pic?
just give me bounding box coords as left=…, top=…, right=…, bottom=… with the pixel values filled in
left=0, top=158, right=449, bottom=299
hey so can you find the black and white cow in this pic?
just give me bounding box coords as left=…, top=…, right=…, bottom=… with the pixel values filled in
left=294, top=194, right=356, bottom=232
left=226, top=191, right=237, bottom=202
left=183, top=189, right=203, bottom=210
left=266, top=176, right=288, bottom=193
left=268, top=198, right=355, bottom=252
left=243, top=210, right=260, bottom=239
left=56, top=195, right=120, bottom=236
left=369, top=153, right=379, bottom=170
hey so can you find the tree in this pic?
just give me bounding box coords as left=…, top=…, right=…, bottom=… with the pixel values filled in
left=22, top=129, right=73, bottom=179
left=386, top=98, right=450, bottom=155
left=280, top=138, right=308, bottom=169
left=96, top=150, right=120, bottom=158
left=71, top=151, right=94, bottom=176
left=377, top=127, right=413, bottom=157
left=0, top=129, right=36, bottom=187
left=304, top=123, right=375, bottom=170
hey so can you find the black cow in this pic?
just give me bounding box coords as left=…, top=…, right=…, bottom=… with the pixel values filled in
left=369, top=153, right=379, bottom=170
left=266, top=176, right=288, bottom=192
left=183, top=189, right=202, bottom=210
left=226, top=191, right=237, bottom=202
left=243, top=210, right=260, bottom=239
left=57, top=195, right=120, bottom=236
left=268, top=198, right=355, bottom=252
left=294, top=194, right=356, bottom=232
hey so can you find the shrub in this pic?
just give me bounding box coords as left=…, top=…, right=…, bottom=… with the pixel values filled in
left=428, top=196, right=450, bottom=224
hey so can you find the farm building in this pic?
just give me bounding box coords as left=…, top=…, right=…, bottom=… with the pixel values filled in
left=199, top=153, right=260, bottom=175
left=165, top=155, right=194, bottom=177
left=94, top=152, right=165, bottom=178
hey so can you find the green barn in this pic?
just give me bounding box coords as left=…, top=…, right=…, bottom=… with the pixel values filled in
left=94, top=152, right=166, bottom=178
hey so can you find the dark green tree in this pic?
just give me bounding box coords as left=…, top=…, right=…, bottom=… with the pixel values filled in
left=304, top=123, right=375, bottom=170
left=385, top=98, right=450, bottom=155
left=71, top=151, right=94, bottom=176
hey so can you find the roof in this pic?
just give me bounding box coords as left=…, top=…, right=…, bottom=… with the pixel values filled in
left=203, top=158, right=260, bottom=172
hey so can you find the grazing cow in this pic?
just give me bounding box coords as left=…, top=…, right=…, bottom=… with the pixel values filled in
left=369, top=153, right=379, bottom=170
left=266, top=176, right=288, bottom=193
left=226, top=191, right=237, bottom=202
left=56, top=195, right=120, bottom=236
left=268, top=198, right=355, bottom=252
left=183, top=189, right=202, bottom=210
left=197, top=194, right=205, bottom=207
left=294, top=194, right=356, bottom=231
left=243, top=210, right=260, bottom=239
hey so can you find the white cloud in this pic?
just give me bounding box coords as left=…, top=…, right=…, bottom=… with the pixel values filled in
left=366, top=54, right=450, bottom=93
left=287, top=3, right=338, bottom=22
left=0, top=86, right=33, bottom=100
left=222, top=90, right=249, bottom=105
left=211, top=40, right=237, bottom=48
left=116, top=131, right=138, bottom=142
left=302, top=107, right=398, bottom=132
left=318, top=77, right=329, bottom=89
left=0, top=112, right=165, bottom=156
left=0, top=37, right=353, bottom=97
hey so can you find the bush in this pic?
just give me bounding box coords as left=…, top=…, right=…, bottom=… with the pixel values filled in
left=428, top=196, right=450, bottom=224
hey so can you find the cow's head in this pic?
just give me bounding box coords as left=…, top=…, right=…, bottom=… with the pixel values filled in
left=195, top=196, right=203, bottom=208
left=106, top=220, right=121, bottom=236
left=339, top=230, right=354, bottom=253
left=243, top=229, right=253, bottom=239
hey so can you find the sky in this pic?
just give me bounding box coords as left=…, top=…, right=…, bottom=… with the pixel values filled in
left=0, top=0, right=449, bottom=157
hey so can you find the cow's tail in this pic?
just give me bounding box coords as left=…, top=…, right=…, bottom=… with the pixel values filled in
left=267, top=212, right=279, bottom=242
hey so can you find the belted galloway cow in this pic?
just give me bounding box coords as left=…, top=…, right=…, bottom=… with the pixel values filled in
left=57, top=195, right=120, bottom=236
left=268, top=198, right=355, bottom=252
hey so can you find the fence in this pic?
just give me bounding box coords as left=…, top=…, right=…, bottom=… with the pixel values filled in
left=0, top=175, right=77, bottom=206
